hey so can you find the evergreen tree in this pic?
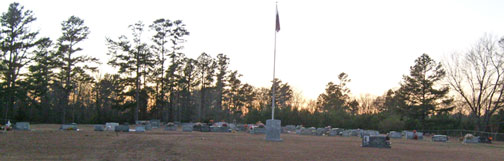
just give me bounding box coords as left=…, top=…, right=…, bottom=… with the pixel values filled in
left=196, top=52, right=216, bottom=121
left=316, top=72, right=351, bottom=112
left=177, top=57, right=199, bottom=121
left=0, top=2, right=46, bottom=122
left=215, top=53, right=229, bottom=114
left=150, top=18, right=189, bottom=122
left=107, top=21, right=154, bottom=122
left=396, top=53, right=453, bottom=129
left=55, top=15, right=97, bottom=123
left=26, top=39, right=56, bottom=122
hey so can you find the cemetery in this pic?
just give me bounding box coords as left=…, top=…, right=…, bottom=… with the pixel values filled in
left=1, top=124, right=503, bottom=160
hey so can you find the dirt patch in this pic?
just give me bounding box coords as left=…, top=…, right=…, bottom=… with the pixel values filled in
left=1, top=124, right=503, bottom=161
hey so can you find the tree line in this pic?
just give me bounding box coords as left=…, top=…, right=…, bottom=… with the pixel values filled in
left=1, top=3, right=503, bottom=133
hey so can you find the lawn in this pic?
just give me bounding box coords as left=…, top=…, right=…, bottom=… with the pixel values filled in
left=1, top=124, right=503, bottom=161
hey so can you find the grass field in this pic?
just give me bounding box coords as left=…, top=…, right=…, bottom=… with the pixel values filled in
left=1, top=124, right=503, bottom=161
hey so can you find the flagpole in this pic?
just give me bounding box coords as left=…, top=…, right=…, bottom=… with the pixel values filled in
left=272, top=3, right=278, bottom=120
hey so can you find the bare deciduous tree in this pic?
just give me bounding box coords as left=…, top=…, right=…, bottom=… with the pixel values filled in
left=444, top=34, right=504, bottom=131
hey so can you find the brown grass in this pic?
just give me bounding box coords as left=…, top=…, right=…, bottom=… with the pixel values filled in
left=1, top=124, right=503, bottom=161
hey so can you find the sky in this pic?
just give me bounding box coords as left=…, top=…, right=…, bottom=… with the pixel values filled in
left=2, top=0, right=504, bottom=100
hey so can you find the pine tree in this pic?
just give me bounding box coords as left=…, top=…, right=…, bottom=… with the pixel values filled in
left=0, top=2, right=46, bottom=122
left=107, top=21, right=154, bottom=122
left=196, top=53, right=216, bottom=121
left=397, top=53, right=453, bottom=129
left=55, top=15, right=97, bottom=124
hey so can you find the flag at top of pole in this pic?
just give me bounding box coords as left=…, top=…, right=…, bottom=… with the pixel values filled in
left=276, top=4, right=280, bottom=32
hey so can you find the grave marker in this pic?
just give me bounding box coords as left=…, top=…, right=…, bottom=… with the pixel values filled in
left=94, top=125, right=104, bottom=131
left=14, top=122, right=30, bottom=130
left=105, top=122, right=119, bottom=131
left=60, top=123, right=78, bottom=131
left=463, top=134, right=479, bottom=143
left=135, top=126, right=146, bottom=132
left=165, top=123, right=177, bottom=131
left=405, top=131, right=424, bottom=140
left=200, top=124, right=211, bottom=132
left=182, top=125, right=193, bottom=132
left=432, top=135, right=448, bottom=142
left=251, top=127, right=266, bottom=134
left=316, top=128, right=327, bottom=136
left=362, top=135, right=391, bottom=148
left=115, top=125, right=130, bottom=132
left=388, top=131, right=402, bottom=139
left=150, top=119, right=161, bottom=128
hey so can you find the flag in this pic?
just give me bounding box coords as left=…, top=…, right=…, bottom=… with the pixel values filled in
left=275, top=5, right=280, bottom=32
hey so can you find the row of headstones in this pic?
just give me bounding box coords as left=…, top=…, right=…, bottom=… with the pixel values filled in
left=293, top=127, right=378, bottom=137
left=165, top=123, right=237, bottom=133
left=390, top=131, right=450, bottom=142
left=94, top=120, right=162, bottom=132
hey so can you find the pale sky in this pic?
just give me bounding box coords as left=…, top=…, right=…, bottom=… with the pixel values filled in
left=2, top=0, right=504, bottom=99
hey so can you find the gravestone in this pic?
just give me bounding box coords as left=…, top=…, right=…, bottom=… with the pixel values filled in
left=182, top=125, right=193, bottom=132
left=165, top=124, right=177, bottom=131
left=281, top=127, right=288, bottom=134
left=285, top=125, right=296, bottom=132
left=300, top=128, right=313, bottom=135
left=479, top=136, right=492, bottom=144
left=405, top=131, right=424, bottom=140
left=105, top=122, right=119, bottom=131
left=316, top=128, right=327, bottom=136
left=265, top=119, right=282, bottom=142
left=14, top=122, right=30, bottom=130
left=296, top=129, right=302, bottom=135
left=135, top=120, right=149, bottom=125
left=214, top=122, right=228, bottom=127
left=115, top=125, right=130, bottom=132
left=60, top=123, right=78, bottom=131
left=251, top=127, right=266, bottom=134
left=135, top=126, right=146, bottom=132
left=463, top=134, right=479, bottom=143
left=432, top=135, right=448, bottom=142
left=309, top=127, right=317, bottom=135
left=136, top=120, right=152, bottom=130
left=181, top=123, right=194, bottom=128
left=193, top=123, right=202, bottom=131
left=362, top=135, right=391, bottom=148
left=210, top=126, right=219, bottom=132
left=342, top=130, right=352, bottom=137
left=388, top=131, right=402, bottom=139
left=236, top=124, right=247, bottom=132
left=200, top=124, right=211, bottom=132
left=228, top=123, right=236, bottom=130
left=145, top=124, right=152, bottom=130
left=94, top=125, right=104, bottom=131
left=219, top=126, right=230, bottom=132
left=360, top=130, right=379, bottom=138
left=329, top=128, right=342, bottom=136
left=150, top=119, right=161, bottom=128
left=350, top=129, right=361, bottom=136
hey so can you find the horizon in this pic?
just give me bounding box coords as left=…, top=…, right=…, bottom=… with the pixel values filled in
left=2, top=0, right=504, bottom=100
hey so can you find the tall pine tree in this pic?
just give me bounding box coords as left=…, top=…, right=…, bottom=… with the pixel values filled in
left=396, top=53, right=453, bottom=129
